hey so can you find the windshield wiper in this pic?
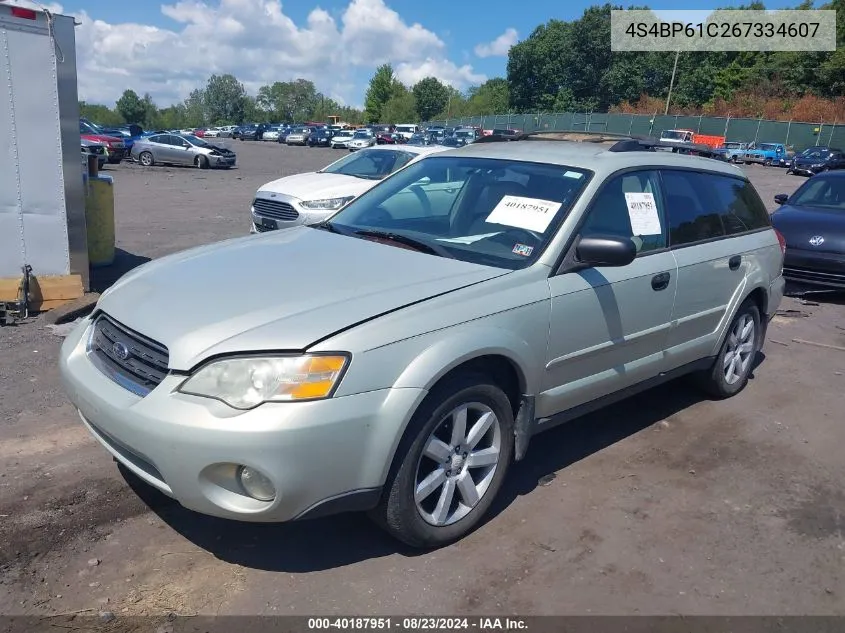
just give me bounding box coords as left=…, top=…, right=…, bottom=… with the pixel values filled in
left=312, top=220, right=343, bottom=234
left=353, top=229, right=455, bottom=258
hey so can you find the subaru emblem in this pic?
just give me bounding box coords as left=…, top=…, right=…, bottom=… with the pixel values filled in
left=112, top=341, right=130, bottom=361
left=808, top=235, right=825, bottom=247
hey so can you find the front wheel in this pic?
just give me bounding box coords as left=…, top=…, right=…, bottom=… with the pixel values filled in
left=139, top=151, right=154, bottom=167
left=372, top=373, right=514, bottom=548
left=694, top=299, right=761, bottom=399
left=195, top=155, right=209, bottom=169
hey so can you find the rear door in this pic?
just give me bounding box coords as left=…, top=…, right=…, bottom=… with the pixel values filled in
left=661, top=169, right=775, bottom=370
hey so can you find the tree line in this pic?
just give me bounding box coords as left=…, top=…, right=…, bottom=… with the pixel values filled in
left=80, top=74, right=367, bottom=130
left=80, top=0, right=845, bottom=130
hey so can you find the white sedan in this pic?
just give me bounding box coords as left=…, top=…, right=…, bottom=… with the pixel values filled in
left=250, top=145, right=447, bottom=233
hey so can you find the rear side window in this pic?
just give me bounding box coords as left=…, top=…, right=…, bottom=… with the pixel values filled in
left=661, top=170, right=769, bottom=246
left=661, top=170, right=725, bottom=246
left=706, top=174, right=771, bottom=234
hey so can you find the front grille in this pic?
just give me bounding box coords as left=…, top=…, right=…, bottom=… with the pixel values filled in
left=252, top=198, right=299, bottom=221
left=783, top=266, right=845, bottom=287
left=254, top=222, right=274, bottom=233
left=88, top=314, right=169, bottom=396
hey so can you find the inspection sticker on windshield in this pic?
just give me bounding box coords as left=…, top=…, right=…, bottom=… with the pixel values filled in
left=485, top=195, right=561, bottom=232
left=624, top=192, right=662, bottom=236
left=563, top=170, right=583, bottom=179
left=512, top=243, right=534, bottom=257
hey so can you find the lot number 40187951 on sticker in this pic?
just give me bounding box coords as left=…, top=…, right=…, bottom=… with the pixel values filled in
left=485, top=195, right=562, bottom=233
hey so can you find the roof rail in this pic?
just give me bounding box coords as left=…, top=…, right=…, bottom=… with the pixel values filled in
left=608, top=137, right=719, bottom=157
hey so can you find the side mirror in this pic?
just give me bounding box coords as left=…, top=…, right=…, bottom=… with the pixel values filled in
left=774, top=194, right=789, bottom=205
left=575, top=235, right=637, bottom=268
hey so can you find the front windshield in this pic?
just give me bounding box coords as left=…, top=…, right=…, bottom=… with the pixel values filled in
left=759, top=144, right=778, bottom=151
left=788, top=176, right=845, bottom=210
left=800, top=148, right=827, bottom=157
left=324, top=156, right=592, bottom=270
left=724, top=142, right=741, bottom=149
left=294, top=127, right=309, bottom=134
left=320, top=149, right=414, bottom=179
left=455, top=130, right=474, bottom=138
left=80, top=120, right=103, bottom=134
left=396, top=126, right=415, bottom=133
left=661, top=130, right=687, bottom=141
left=353, top=130, right=372, bottom=139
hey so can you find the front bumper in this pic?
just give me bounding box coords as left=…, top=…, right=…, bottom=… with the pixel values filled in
left=209, top=154, right=236, bottom=167
left=789, top=164, right=822, bottom=175
left=783, top=248, right=845, bottom=290
left=59, top=317, right=425, bottom=522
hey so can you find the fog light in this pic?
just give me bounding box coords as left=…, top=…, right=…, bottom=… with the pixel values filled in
left=237, top=466, right=276, bottom=501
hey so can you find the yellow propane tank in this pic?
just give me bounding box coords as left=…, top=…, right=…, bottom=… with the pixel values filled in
left=84, top=173, right=115, bottom=267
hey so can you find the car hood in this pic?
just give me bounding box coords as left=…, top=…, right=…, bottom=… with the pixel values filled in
left=82, top=133, right=123, bottom=144
left=772, top=206, right=845, bottom=253
left=794, top=156, right=825, bottom=165
left=257, top=172, right=376, bottom=200
left=97, top=227, right=507, bottom=370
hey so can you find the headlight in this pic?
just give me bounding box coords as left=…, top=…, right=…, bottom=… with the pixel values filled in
left=178, top=354, right=349, bottom=409
left=300, top=196, right=354, bottom=210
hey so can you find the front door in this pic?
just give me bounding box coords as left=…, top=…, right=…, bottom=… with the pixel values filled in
left=539, top=169, right=677, bottom=418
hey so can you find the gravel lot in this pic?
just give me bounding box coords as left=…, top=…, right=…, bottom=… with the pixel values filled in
left=1, top=141, right=844, bottom=621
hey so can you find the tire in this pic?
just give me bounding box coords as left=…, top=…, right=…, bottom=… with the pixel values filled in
left=195, top=155, right=209, bottom=169
left=694, top=299, right=761, bottom=399
left=371, top=372, right=515, bottom=548
left=764, top=159, right=772, bottom=167
left=139, top=151, right=154, bottom=167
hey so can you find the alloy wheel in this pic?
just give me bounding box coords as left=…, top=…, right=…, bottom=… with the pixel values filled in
left=724, top=314, right=755, bottom=384
left=414, top=402, right=501, bottom=526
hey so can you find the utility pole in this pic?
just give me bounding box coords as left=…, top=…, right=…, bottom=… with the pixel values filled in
left=665, top=50, right=679, bottom=116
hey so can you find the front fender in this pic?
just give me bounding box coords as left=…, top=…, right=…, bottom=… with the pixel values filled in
left=392, top=326, right=542, bottom=394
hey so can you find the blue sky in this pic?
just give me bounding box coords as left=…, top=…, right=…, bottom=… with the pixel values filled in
left=10, top=0, right=803, bottom=108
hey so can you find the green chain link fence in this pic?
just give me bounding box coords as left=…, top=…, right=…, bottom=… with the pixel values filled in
left=423, top=112, right=845, bottom=152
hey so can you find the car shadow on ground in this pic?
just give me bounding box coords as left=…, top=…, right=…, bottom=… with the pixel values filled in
left=122, top=359, right=764, bottom=574
left=90, top=248, right=151, bottom=293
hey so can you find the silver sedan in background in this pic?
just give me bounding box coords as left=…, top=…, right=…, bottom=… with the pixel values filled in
left=285, top=127, right=313, bottom=146
left=131, top=133, right=237, bottom=169
left=347, top=129, right=376, bottom=151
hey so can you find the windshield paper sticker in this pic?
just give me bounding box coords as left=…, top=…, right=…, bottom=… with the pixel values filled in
left=485, top=196, right=561, bottom=232
left=512, top=243, right=534, bottom=257
left=563, top=170, right=583, bottom=179
left=624, top=192, right=662, bottom=236
left=437, top=232, right=501, bottom=245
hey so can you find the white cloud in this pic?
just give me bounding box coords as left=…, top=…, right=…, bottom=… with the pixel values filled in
left=474, top=27, right=518, bottom=58
left=395, top=58, right=487, bottom=89
left=3, top=0, right=484, bottom=107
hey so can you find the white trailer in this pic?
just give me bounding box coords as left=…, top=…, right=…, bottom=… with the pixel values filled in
left=0, top=4, right=87, bottom=315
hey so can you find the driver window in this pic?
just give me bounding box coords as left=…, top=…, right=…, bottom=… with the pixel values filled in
left=580, top=170, right=667, bottom=254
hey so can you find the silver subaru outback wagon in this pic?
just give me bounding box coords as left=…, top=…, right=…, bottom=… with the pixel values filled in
left=59, top=139, right=785, bottom=548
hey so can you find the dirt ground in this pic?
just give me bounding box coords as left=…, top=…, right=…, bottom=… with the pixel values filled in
left=1, top=141, right=844, bottom=621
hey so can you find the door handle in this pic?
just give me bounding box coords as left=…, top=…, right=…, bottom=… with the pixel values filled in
left=651, top=272, right=671, bottom=291
left=729, top=255, right=742, bottom=271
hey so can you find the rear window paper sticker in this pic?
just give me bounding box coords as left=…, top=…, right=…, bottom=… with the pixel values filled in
left=624, top=192, right=662, bottom=236
left=485, top=195, right=561, bottom=233
left=512, top=243, right=534, bottom=257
